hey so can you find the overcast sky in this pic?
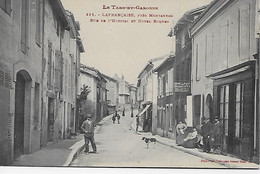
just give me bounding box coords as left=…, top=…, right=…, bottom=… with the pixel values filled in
left=61, top=0, right=213, bottom=85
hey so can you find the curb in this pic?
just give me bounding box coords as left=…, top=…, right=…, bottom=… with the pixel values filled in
left=130, top=120, right=258, bottom=168
left=64, top=114, right=113, bottom=166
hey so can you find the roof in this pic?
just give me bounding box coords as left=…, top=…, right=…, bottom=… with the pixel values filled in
left=101, top=73, right=118, bottom=83
left=49, top=0, right=69, bottom=27
left=80, top=64, right=106, bottom=83
left=153, top=55, right=175, bottom=73
left=66, top=10, right=85, bottom=53
left=173, top=5, right=209, bottom=34
left=189, top=0, right=231, bottom=36
left=137, top=54, right=169, bottom=78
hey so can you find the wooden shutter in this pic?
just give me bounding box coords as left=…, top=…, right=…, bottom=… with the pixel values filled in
left=47, top=42, right=52, bottom=89
left=35, top=0, right=41, bottom=45
left=239, top=4, right=250, bottom=60
left=0, top=67, right=11, bottom=165
left=54, top=50, right=62, bottom=92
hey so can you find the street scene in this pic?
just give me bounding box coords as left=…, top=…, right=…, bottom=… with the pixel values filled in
left=0, top=0, right=260, bottom=170
left=71, top=110, right=224, bottom=168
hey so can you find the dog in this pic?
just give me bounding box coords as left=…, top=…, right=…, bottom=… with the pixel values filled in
left=142, top=137, right=157, bottom=149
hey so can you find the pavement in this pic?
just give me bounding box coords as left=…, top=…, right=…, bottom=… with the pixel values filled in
left=11, top=111, right=260, bottom=168
left=130, top=117, right=260, bottom=169
left=12, top=114, right=114, bottom=167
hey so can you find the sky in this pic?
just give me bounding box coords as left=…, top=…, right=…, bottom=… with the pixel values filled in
left=61, top=0, right=213, bottom=85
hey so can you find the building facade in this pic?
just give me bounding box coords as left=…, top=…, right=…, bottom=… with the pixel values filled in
left=154, top=56, right=175, bottom=139
left=190, top=0, right=259, bottom=162
left=113, top=74, right=130, bottom=111
left=0, top=0, right=84, bottom=165
left=79, top=65, right=107, bottom=124
left=171, top=6, right=207, bottom=127
left=102, top=74, right=119, bottom=114
left=137, top=56, right=166, bottom=133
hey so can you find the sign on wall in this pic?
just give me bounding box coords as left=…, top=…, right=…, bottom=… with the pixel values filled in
left=174, top=82, right=190, bottom=92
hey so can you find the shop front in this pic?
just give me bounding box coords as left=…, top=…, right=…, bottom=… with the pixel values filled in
left=211, top=61, right=255, bottom=161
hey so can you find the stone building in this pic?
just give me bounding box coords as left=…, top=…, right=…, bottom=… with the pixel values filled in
left=153, top=56, right=175, bottom=139
left=101, top=73, right=119, bottom=114
left=137, top=55, right=167, bottom=133
left=190, top=0, right=259, bottom=162
left=79, top=65, right=107, bottom=125
left=0, top=0, right=84, bottom=165
left=169, top=6, right=207, bottom=127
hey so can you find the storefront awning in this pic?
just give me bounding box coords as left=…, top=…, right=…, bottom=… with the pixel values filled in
left=137, top=104, right=151, bottom=117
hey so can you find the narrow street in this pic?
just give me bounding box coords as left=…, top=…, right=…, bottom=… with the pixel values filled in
left=71, top=111, right=224, bottom=168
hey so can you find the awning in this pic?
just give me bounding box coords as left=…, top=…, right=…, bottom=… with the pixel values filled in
left=137, top=104, right=151, bottom=117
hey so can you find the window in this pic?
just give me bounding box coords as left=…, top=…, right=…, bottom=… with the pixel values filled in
left=220, top=20, right=229, bottom=69
left=239, top=4, right=250, bottom=60
left=0, top=0, right=11, bottom=15
left=181, top=32, right=185, bottom=48
left=35, top=0, right=42, bottom=46
left=157, top=107, right=161, bottom=129
left=165, top=71, right=169, bottom=95
left=21, top=0, right=29, bottom=53
left=47, top=41, right=53, bottom=89
left=169, top=104, right=173, bottom=132
left=205, top=34, right=213, bottom=75
left=235, top=83, right=244, bottom=138
left=219, top=85, right=229, bottom=136
left=195, top=44, right=200, bottom=80
left=168, top=68, right=173, bottom=94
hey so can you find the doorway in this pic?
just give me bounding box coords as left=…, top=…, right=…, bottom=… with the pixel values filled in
left=14, top=71, right=32, bottom=158
left=14, top=73, right=25, bottom=158
left=48, top=98, right=55, bottom=142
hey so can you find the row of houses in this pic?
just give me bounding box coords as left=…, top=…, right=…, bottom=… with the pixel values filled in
left=0, top=0, right=84, bottom=165
left=137, top=0, right=260, bottom=163
left=78, top=66, right=138, bottom=125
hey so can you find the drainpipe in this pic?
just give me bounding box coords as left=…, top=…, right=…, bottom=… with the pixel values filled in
left=254, top=41, right=259, bottom=157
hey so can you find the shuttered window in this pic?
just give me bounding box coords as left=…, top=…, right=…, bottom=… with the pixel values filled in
left=0, top=0, right=11, bottom=15
left=21, top=0, right=29, bottom=54
left=220, top=20, right=229, bottom=69
left=219, top=85, right=229, bottom=136
left=47, top=42, right=53, bottom=89
left=235, top=83, right=244, bottom=138
left=54, top=50, right=62, bottom=92
left=239, top=4, right=250, bottom=60
left=35, top=0, right=42, bottom=46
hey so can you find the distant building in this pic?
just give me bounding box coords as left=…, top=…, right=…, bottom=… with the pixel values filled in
left=113, top=74, right=130, bottom=111
left=79, top=65, right=107, bottom=124
left=102, top=74, right=119, bottom=114
left=153, top=56, right=175, bottom=138
left=137, top=55, right=167, bottom=133
left=129, top=84, right=138, bottom=106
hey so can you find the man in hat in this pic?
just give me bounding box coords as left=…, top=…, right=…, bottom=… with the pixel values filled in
left=210, top=117, right=223, bottom=154
left=201, top=117, right=211, bottom=152
left=81, top=114, right=97, bottom=154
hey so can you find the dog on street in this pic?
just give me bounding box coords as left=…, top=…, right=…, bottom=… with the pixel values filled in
left=142, top=137, right=157, bottom=149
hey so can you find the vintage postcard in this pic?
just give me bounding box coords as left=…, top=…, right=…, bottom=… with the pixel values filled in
left=0, top=0, right=259, bottom=172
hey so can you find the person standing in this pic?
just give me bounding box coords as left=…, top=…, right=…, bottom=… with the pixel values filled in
left=211, top=117, right=223, bottom=154
left=201, top=117, right=211, bottom=152
left=81, top=114, right=97, bottom=154
left=136, top=115, right=140, bottom=132
left=117, top=112, right=120, bottom=124
left=176, top=121, right=187, bottom=145
left=112, top=112, right=116, bottom=124
left=122, top=107, right=125, bottom=116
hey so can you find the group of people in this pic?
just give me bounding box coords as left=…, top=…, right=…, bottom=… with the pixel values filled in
left=112, top=111, right=121, bottom=124
left=176, top=117, right=223, bottom=154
